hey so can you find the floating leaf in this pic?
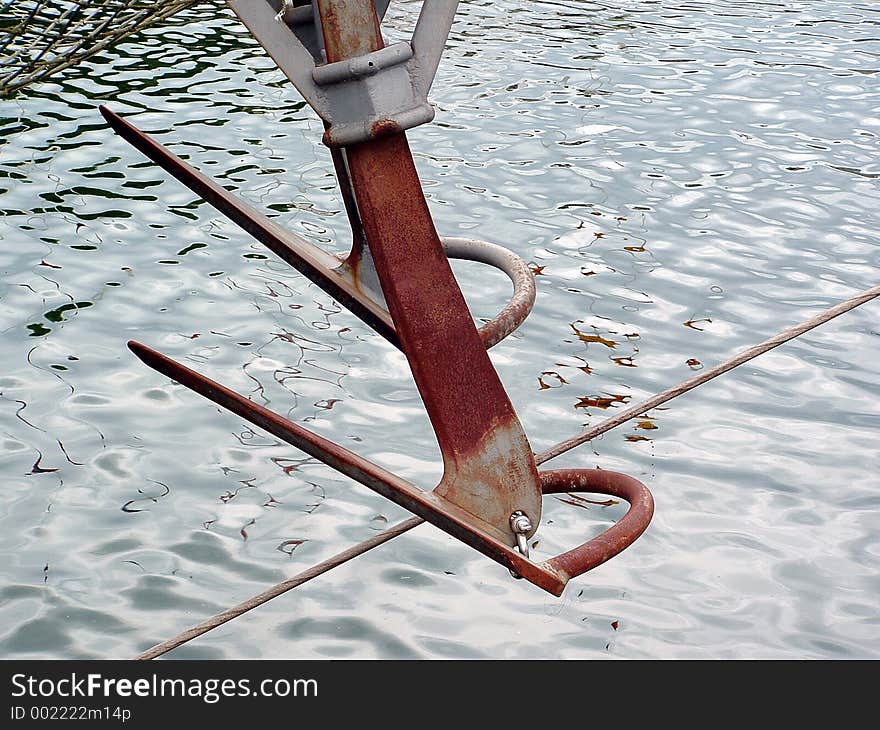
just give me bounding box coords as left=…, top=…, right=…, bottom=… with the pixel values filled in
left=625, top=435, right=652, bottom=442
left=315, top=398, right=342, bottom=410
left=683, top=318, right=712, bottom=331
left=571, top=324, right=616, bottom=349
left=611, top=620, right=620, bottom=631
left=539, top=371, right=568, bottom=390
left=565, top=492, right=618, bottom=507
left=611, top=356, right=636, bottom=367
left=277, top=539, right=306, bottom=555
left=575, top=394, right=630, bottom=410
left=529, top=264, right=546, bottom=275
left=554, top=496, right=594, bottom=510
left=686, top=358, right=703, bottom=369
left=636, top=420, right=658, bottom=430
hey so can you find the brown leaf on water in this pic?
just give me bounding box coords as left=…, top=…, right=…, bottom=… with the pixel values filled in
left=611, top=356, right=637, bottom=367
left=571, top=325, right=616, bottom=349
left=683, top=318, right=712, bottom=330
left=565, top=492, right=619, bottom=507
left=277, top=539, right=306, bottom=555
left=529, top=265, right=546, bottom=275
left=315, top=398, right=341, bottom=410
left=611, top=620, right=620, bottom=631
left=575, top=394, right=630, bottom=410
left=272, top=457, right=301, bottom=476
left=686, top=358, right=703, bottom=369
left=625, top=435, right=652, bottom=442
left=539, top=371, right=568, bottom=389
left=554, top=496, right=594, bottom=511
left=580, top=335, right=616, bottom=348
left=623, top=245, right=646, bottom=252
left=636, top=420, right=658, bottom=430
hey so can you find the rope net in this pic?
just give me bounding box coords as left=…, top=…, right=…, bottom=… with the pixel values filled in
left=0, top=0, right=208, bottom=96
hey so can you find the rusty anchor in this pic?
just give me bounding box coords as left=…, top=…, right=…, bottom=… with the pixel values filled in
left=102, top=0, right=654, bottom=597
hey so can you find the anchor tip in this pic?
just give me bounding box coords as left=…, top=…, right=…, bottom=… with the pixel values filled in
left=127, top=340, right=147, bottom=357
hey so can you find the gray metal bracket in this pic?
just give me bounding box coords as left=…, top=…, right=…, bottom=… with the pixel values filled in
left=228, top=0, right=459, bottom=147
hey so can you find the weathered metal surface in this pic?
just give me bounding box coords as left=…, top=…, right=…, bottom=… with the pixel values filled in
left=109, top=0, right=655, bottom=597
left=441, top=237, right=536, bottom=350
left=540, top=470, right=654, bottom=581
left=100, top=104, right=534, bottom=349
left=344, top=132, right=543, bottom=538
left=273, top=0, right=392, bottom=62
left=98, top=104, right=399, bottom=346
left=127, top=341, right=565, bottom=595
left=318, top=0, right=542, bottom=539
left=316, top=0, right=382, bottom=59
left=129, top=342, right=653, bottom=596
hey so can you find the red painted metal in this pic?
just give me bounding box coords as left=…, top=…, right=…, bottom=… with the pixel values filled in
left=540, top=470, right=654, bottom=581
left=98, top=105, right=533, bottom=351
left=315, top=0, right=544, bottom=541
left=110, top=0, right=655, bottom=596
left=128, top=341, right=653, bottom=595
left=344, top=133, right=543, bottom=540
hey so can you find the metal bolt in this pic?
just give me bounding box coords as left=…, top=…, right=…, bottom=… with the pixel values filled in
left=508, top=510, right=533, bottom=579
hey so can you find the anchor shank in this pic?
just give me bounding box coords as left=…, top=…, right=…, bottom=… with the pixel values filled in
left=346, top=132, right=543, bottom=537
left=310, top=0, right=542, bottom=538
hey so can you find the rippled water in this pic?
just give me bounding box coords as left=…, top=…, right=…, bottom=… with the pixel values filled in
left=1, top=0, right=878, bottom=659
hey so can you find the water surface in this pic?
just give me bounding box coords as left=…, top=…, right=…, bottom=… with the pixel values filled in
left=1, top=0, right=878, bottom=659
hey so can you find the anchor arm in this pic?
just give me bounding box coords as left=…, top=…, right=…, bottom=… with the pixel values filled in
left=99, top=104, right=399, bottom=347
left=126, top=339, right=568, bottom=595
left=99, top=105, right=536, bottom=351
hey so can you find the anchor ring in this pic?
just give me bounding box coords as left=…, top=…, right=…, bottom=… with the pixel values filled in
left=537, top=468, right=654, bottom=584
left=441, top=236, right=537, bottom=349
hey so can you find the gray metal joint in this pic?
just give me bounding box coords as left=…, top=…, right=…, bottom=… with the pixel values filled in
left=312, top=41, right=435, bottom=147
left=227, top=0, right=459, bottom=148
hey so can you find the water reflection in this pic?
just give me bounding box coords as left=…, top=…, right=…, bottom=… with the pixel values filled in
left=0, top=1, right=878, bottom=659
